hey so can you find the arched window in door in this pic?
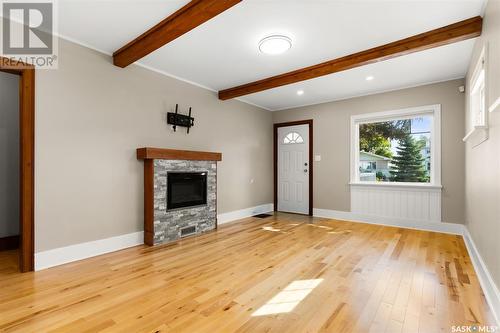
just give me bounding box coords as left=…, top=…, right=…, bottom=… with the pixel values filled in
left=283, top=132, right=304, bottom=144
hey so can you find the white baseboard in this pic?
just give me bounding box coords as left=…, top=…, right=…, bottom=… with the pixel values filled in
left=462, top=227, right=500, bottom=326
left=217, top=203, right=274, bottom=225
left=35, top=231, right=144, bottom=271
left=313, top=208, right=464, bottom=235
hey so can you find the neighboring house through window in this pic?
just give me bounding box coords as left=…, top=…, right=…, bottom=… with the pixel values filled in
left=359, top=151, right=391, bottom=182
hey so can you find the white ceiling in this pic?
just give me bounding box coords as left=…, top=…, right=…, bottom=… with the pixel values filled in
left=57, top=0, right=485, bottom=111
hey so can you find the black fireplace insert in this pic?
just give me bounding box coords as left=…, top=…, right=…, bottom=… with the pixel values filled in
left=167, top=172, right=207, bottom=210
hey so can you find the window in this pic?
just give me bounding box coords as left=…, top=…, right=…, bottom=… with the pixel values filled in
left=470, top=52, right=486, bottom=127
left=463, top=45, right=489, bottom=145
left=360, top=161, right=376, bottom=172
left=283, top=132, right=304, bottom=144
left=351, top=105, right=441, bottom=186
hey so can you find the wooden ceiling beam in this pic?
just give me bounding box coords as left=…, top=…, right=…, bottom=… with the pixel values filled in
left=218, top=16, right=483, bottom=100
left=113, top=0, right=242, bottom=68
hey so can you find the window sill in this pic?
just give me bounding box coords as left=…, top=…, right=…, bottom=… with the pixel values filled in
left=349, top=182, right=442, bottom=190
left=490, top=97, right=500, bottom=113
left=462, top=125, right=488, bottom=142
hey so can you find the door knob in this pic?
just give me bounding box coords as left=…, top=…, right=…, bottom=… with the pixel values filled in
left=304, top=169, right=308, bottom=173
left=304, top=162, right=308, bottom=166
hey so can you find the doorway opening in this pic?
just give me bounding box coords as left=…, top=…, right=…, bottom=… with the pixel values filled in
left=274, top=120, right=313, bottom=216
left=0, top=58, right=35, bottom=272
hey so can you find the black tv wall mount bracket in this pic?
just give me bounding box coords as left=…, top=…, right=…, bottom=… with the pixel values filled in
left=167, top=104, right=194, bottom=133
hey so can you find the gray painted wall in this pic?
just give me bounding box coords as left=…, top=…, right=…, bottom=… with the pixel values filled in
left=465, top=0, right=500, bottom=292
left=0, top=72, right=20, bottom=238
left=273, top=79, right=466, bottom=224
left=35, top=38, right=273, bottom=252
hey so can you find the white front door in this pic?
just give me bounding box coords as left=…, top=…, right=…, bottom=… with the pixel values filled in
left=277, top=124, right=309, bottom=214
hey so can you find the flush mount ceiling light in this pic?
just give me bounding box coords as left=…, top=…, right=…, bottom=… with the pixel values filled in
left=259, top=35, right=292, bottom=55
left=366, top=75, right=374, bottom=81
left=297, top=90, right=304, bottom=96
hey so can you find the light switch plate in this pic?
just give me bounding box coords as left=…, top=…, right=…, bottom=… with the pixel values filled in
left=314, top=155, right=321, bottom=162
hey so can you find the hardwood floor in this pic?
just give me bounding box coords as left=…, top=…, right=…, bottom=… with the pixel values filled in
left=0, top=213, right=495, bottom=332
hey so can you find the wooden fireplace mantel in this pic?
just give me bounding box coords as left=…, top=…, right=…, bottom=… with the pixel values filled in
left=137, top=147, right=222, bottom=161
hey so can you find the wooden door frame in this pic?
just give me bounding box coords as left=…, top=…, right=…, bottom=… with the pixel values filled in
left=1, top=58, right=35, bottom=272
left=273, top=120, right=313, bottom=216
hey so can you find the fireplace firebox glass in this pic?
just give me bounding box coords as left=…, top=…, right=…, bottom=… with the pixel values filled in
left=167, top=172, right=207, bottom=210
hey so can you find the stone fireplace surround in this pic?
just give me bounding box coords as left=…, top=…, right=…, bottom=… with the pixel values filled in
left=137, top=148, right=222, bottom=246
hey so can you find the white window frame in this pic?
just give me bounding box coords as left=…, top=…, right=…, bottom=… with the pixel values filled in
left=470, top=45, right=487, bottom=127
left=464, top=44, right=489, bottom=142
left=350, top=104, right=442, bottom=188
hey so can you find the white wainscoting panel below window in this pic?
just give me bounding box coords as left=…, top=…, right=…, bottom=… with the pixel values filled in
left=350, top=184, right=442, bottom=222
